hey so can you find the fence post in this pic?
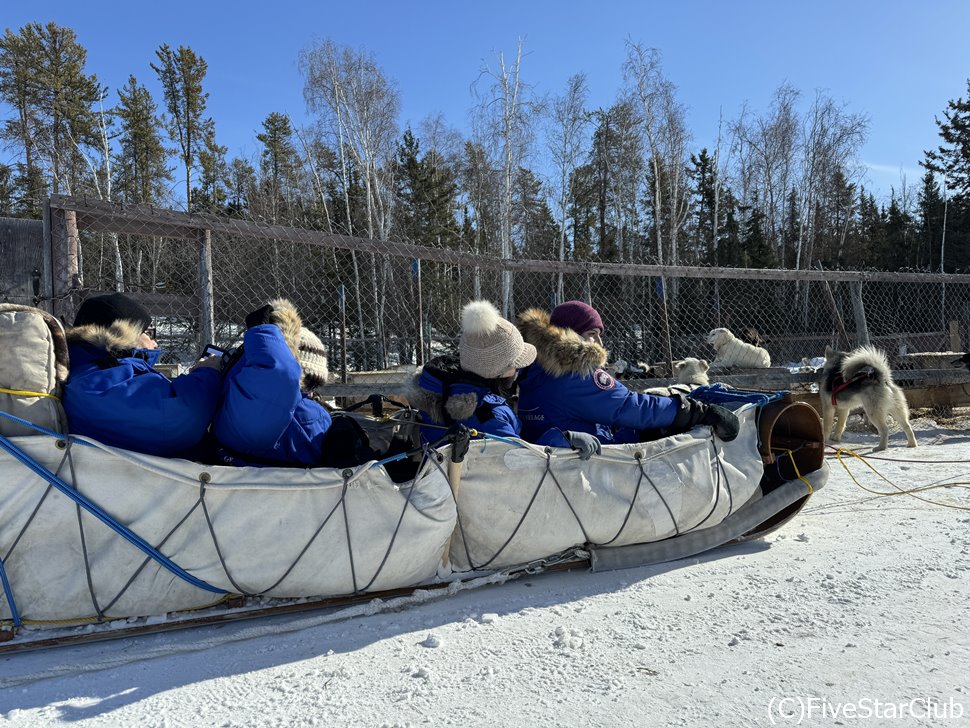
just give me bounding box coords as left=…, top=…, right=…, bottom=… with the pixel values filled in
left=850, top=280, right=870, bottom=348
left=949, top=320, right=962, bottom=352
left=198, top=228, right=214, bottom=346
left=40, top=199, right=54, bottom=313
left=49, top=204, right=80, bottom=324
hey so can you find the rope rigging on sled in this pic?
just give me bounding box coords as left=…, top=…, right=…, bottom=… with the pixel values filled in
left=0, top=387, right=825, bottom=640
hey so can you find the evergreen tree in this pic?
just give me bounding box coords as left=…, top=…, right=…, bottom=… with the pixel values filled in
left=114, top=75, right=170, bottom=205
left=917, top=171, right=945, bottom=270
left=256, top=112, right=299, bottom=222
left=856, top=190, right=884, bottom=267
left=227, top=157, right=257, bottom=216
left=395, top=128, right=461, bottom=246
left=193, top=130, right=228, bottom=213
left=780, top=187, right=800, bottom=268
left=688, top=148, right=718, bottom=264
left=0, top=26, right=41, bottom=215
left=151, top=44, right=211, bottom=209
left=0, top=22, right=99, bottom=212
left=923, top=79, right=970, bottom=270
left=924, top=79, right=970, bottom=196
left=514, top=167, right=558, bottom=260
left=740, top=196, right=775, bottom=268
left=881, top=195, right=913, bottom=271
left=0, top=163, right=14, bottom=215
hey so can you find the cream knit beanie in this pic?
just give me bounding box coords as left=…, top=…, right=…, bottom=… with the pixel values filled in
left=459, top=300, right=536, bottom=379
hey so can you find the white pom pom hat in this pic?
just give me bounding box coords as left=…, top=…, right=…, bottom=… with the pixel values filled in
left=459, top=300, right=536, bottom=379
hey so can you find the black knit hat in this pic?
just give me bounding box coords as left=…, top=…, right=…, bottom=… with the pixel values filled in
left=74, top=293, right=152, bottom=331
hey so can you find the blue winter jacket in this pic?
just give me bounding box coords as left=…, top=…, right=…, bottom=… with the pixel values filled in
left=408, top=355, right=571, bottom=448
left=64, top=324, right=222, bottom=458
left=213, top=324, right=332, bottom=467
left=517, top=308, right=679, bottom=445
left=408, top=356, right=522, bottom=444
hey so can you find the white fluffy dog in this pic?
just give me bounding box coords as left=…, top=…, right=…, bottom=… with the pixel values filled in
left=644, top=358, right=710, bottom=396
left=674, top=357, right=710, bottom=385
left=707, top=327, right=771, bottom=369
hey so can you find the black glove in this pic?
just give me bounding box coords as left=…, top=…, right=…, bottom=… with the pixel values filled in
left=245, top=304, right=274, bottom=329
left=565, top=431, right=602, bottom=460
left=668, top=395, right=740, bottom=442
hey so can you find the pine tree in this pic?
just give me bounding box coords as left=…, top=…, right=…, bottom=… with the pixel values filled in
left=740, top=197, right=775, bottom=268
left=151, top=43, right=211, bottom=209
left=688, top=148, right=718, bottom=264
left=917, top=171, right=945, bottom=270
left=0, top=22, right=99, bottom=212
left=256, top=112, right=299, bottom=222
left=0, top=163, right=14, bottom=214
left=114, top=75, right=170, bottom=205
left=923, top=79, right=970, bottom=270
left=924, top=79, right=970, bottom=196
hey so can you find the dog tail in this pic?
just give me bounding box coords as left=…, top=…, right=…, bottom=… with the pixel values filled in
left=841, top=346, right=892, bottom=384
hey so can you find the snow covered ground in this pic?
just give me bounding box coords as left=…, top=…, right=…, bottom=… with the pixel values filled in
left=1, top=415, right=968, bottom=727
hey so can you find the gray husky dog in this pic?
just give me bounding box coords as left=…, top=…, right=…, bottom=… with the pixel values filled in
left=818, top=345, right=917, bottom=451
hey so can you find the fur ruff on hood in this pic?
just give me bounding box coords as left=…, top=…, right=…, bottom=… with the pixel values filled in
left=406, top=355, right=488, bottom=424
left=406, top=379, right=479, bottom=424
left=266, top=298, right=329, bottom=390
left=517, top=308, right=607, bottom=378
left=267, top=298, right=303, bottom=363
left=66, top=319, right=144, bottom=357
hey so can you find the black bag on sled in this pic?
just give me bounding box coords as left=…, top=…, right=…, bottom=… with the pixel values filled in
left=320, top=396, right=422, bottom=482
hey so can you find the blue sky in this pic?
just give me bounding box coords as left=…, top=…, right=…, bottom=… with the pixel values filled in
left=4, top=0, right=969, bottom=201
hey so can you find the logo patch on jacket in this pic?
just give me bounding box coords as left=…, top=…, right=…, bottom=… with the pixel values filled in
left=593, top=368, right=616, bottom=390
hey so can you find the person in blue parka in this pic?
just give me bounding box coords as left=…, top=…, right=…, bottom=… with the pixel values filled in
left=213, top=298, right=332, bottom=467
left=516, top=301, right=740, bottom=445
left=407, top=300, right=601, bottom=459
left=63, top=293, right=223, bottom=458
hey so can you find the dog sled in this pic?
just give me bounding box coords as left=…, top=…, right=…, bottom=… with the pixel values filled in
left=0, top=305, right=828, bottom=650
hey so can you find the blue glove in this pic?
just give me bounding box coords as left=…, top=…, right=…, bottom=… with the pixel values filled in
left=565, top=431, right=601, bottom=460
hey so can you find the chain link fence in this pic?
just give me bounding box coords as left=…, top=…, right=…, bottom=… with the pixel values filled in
left=41, top=195, right=970, bottom=393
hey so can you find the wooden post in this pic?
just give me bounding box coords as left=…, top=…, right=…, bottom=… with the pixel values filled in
left=949, top=320, right=962, bottom=352
left=40, top=200, right=54, bottom=313
left=198, top=229, right=215, bottom=346
left=414, top=258, right=424, bottom=367
left=850, top=280, right=870, bottom=347
left=339, top=284, right=348, bottom=384
left=819, top=279, right=850, bottom=350
left=49, top=205, right=80, bottom=324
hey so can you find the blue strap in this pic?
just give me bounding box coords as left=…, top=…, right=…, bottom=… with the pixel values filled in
left=0, top=556, right=20, bottom=628
left=0, top=432, right=225, bottom=596
left=688, top=383, right=784, bottom=408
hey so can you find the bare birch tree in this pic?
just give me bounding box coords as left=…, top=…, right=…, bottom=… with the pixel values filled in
left=474, top=39, right=537, bottom=316
left=547, top=73, right=589, bottom=302
left=300, top=39, right=400, bottom=368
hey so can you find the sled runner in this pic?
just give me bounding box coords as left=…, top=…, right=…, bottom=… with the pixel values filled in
left=0, top=305, right=826, bottom=648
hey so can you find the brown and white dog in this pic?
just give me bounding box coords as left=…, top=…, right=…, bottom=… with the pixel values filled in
left=706, top=327, right=771, bottom=369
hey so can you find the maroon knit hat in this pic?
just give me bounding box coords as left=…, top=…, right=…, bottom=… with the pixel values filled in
left=550, top=300, right=604, bottom=335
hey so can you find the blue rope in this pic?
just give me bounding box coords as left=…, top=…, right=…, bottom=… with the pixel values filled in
left=0, top=556, right=21, bottom=628
left=0, top=408, right=93, bottom=444
left=0, top=432, right=225, bottom=595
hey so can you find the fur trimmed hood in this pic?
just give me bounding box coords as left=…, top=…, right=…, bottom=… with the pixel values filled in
left=266, top=298, right=329, bottom=389
left=66, top=319, right=144, bottom=357
left=267, top=298, right=303, bottom=363
left=517, top=308, right=607, bottom=378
